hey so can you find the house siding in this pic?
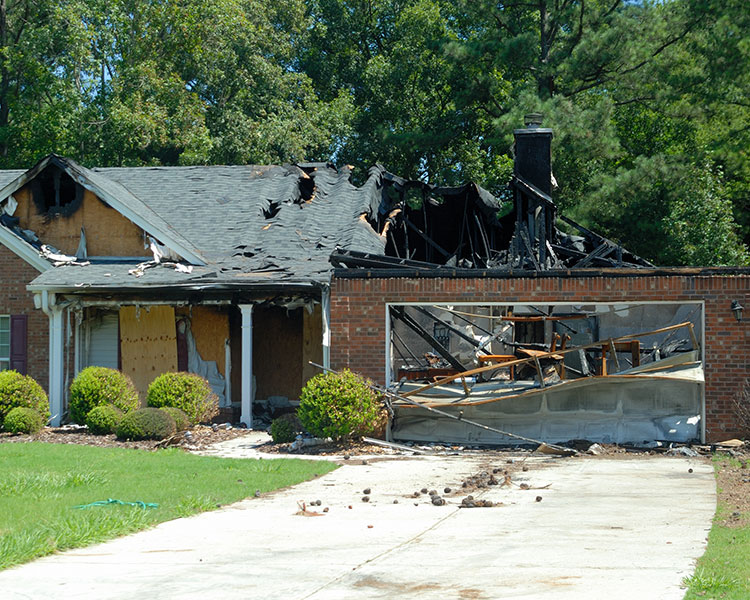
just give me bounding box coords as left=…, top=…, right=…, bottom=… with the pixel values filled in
left=0, top=243, right=48, bottom=388
left=330, top=271, right=750, bottom=442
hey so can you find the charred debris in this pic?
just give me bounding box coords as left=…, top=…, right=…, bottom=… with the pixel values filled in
left=332, top=114, right=652, bottom=273
left=387, top=304, right=703, bottom=445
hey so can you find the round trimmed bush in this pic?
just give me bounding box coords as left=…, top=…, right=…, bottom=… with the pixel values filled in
left=3, top=406, right=45, bottom=434
left=270, top=413, right=301, bottom=444
left=159, top=406, right=190, bottom=432
left=0, top=370, right=49, bottom=429
left=85, top=404, right=124, bottom=435
left=298, top=369, right=386, bottom=441
left=146, top=372, right=218, bottom=425
left=115, top=407, right=176, bottom=441
left=69, top=367, right=139, bottom=425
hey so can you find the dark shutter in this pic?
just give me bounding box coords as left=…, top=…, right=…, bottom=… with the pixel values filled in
left=10, top=314, right=28, bottom=374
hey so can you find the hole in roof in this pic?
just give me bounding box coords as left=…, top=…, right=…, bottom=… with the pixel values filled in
left=30, top=164, right=84, bottom=217
left=263, top=200, right=281, bottom=219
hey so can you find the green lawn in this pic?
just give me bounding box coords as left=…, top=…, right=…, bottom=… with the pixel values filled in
left=0, top=442, right=337, bottom=570
left=683, top=455, right=750, bottom=599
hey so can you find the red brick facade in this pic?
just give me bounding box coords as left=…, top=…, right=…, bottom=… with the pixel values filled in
left=330, top=270, right=750, bottom=442
left=0, top=244, right=49, bottom=389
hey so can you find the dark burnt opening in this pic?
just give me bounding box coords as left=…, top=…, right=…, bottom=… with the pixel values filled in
left=30, top=164, right=84, bottom=217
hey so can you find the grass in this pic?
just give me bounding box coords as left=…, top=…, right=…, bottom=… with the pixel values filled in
left=683, top=455, right=750, bottom=599
left=0, top=442, right=337, bottom=570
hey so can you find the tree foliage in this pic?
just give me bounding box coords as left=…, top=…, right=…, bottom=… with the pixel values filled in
left=0, top=0, right=747, bottom=265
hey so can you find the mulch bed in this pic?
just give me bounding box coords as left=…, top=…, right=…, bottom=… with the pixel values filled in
left=0, top=424, right=254, bottom=452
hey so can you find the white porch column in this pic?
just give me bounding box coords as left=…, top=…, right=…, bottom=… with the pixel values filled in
left=48, top=306, right=65, bottom=426
left=73, top=311, right=82, bottom=377
left=239, top=304, right=254, bottom=428
left=224, top=338, right=232, bottom=409
left=322, top=286, right=331, bottom=369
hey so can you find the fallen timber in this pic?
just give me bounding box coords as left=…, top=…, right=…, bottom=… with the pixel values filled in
left=391, top=322, right=703, bottom=446
left=309, top=362, right=575, bottom=454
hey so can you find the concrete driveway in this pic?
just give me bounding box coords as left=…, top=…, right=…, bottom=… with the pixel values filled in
left=0, top=451, right=714, bottom=600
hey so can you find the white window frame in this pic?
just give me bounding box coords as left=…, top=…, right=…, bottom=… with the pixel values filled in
left=0, top=314, right=10, bottom=371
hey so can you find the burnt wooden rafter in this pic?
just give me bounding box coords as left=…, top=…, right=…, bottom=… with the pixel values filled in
left=390, top=306, right=467, bottom=372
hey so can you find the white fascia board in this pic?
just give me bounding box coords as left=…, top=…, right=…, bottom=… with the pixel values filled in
left=0, top=225, right=51, bottom=272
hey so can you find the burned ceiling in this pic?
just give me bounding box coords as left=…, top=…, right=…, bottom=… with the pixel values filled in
left=333, top=122, right=653, bottom=272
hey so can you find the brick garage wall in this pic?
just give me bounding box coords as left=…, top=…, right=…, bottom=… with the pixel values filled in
left=330, top=271, right=750, bottom=442
left=0, top=244, right=49, bottom=390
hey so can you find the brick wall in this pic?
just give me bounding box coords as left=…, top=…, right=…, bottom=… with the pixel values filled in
left=0, top=244, right=49, bottom=389
left=330, top=270, right=750, bottom=442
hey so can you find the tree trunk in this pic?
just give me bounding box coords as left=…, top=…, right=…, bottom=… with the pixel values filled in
left=537, top=0, right=554, bottom=99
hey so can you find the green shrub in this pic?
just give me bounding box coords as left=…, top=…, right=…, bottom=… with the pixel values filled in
left=69, top=367, right=139, bottom=425
left=159, top=406, right=190, bottom=432
left=0, top=370, right=49, bottom=429
left=298, top=369, right=386, bottom=441
left=270, top=413, right=302, bottom=444
left=146, top=372, right=218, bottom=425
left=85, top=404, right=124, bottom=435
left=115, top=407, right=176, bottom=441
left=3, top=406, right=45, bottom=434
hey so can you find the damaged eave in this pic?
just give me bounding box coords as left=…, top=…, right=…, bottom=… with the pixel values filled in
left=0, top=221, right=53, bottom=272
left=332, top=264, right=750, bottom=279
left=0, top=154, right=208, bottom=267
left=26, top=278, right=325, bottom=296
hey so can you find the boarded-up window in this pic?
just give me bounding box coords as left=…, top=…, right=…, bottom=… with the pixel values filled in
left=119, top=306, right=177, bottom=400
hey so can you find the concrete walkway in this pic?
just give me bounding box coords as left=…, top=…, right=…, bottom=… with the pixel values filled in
left=0, top=451, right=714, bottom=600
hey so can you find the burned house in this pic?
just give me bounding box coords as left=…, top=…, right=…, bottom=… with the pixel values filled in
left=329, top=116, right=749, bottom=445
left=0, top=116, right=748, bottom=443
left=0, top=156, right=384, bottom=426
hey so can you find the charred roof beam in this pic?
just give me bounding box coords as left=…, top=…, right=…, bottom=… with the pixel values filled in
left=391, top=306, right=467, bottom=372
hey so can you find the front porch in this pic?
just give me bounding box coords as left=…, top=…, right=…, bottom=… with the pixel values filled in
left=35, top=288, right=332, bottom=427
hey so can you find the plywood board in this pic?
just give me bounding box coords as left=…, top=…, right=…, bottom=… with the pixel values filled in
left=119, top=306, right=177, bottom=401
left=302, top=304, right=323, bottom=385
left=254, top=306, right=303, bottom=401
left=190, top=306, right=229, bottom=376
left=14, top=185, right=150, bottom=257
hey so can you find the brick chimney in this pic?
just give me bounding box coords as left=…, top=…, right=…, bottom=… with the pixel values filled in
left=513, top=112, right=553, bottom=195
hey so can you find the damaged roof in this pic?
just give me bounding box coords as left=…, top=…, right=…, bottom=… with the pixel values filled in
left=3, top=140, right=652, bottom=295
left=4, top=158, right=385, bottom=292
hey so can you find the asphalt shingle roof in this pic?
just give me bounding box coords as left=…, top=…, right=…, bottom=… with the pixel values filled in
left=24, top=161, right=386, bottom=291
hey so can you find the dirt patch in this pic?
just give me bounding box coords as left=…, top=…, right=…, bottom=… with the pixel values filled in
left=0, top=424, right=253, bottom=452
left=257, top=439, right=390, bottom=456
left=714, top=448, right=750, bottom=528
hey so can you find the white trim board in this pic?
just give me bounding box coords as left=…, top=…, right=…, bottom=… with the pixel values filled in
left=0, top=225, right=51, bottom=272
